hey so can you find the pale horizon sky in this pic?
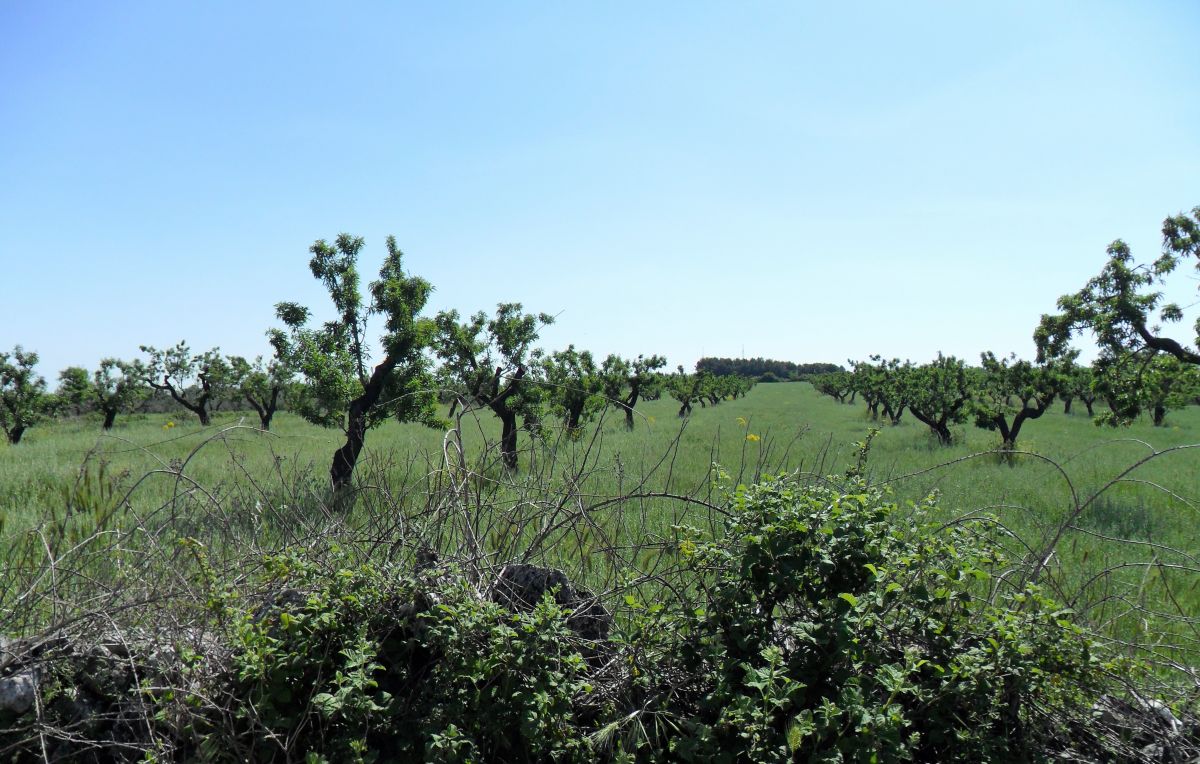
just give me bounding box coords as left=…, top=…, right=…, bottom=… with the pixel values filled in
left=2, top=2, right=1198, bottom=382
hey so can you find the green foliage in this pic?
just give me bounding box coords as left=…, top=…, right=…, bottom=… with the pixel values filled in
left=971, top=352, right=1061, bottom=449
left=56, top=358, right=149, bottom=427
left=213, top=551, right=594, bottom=762
left=227, top=337, right=293, bottom=429
left=905, top=354, right=975, bottom=444
left=274, top=234, right=440, bottom=434
left=850, top=356, right=910, bottom=424
left=138, top=342, right=232, bottom=425
left=434, top=302, right=553, bottom=467
left=811, top=371, right=855, bottom=404
left=541, top=345, right=604, bottom=431
left=0, top=346, right=50, bottom=444
left=1036, top=206, right=1200, bottom=367
left=1093, top=353, right=1200, bottom=427
left=434, top=302, right=553, bottom=422
left=599, top=353, right=666, bottom=430
left=666, top=474, right=1104, bottom=763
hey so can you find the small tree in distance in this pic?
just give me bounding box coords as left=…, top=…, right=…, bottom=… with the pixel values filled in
left=58, top=359, right=149, bottom=430
left=600, top=353, right=666, bottom=430
left=906, top=354, right=974, bottom=445
left=228, top=335, right=292, bottom=431
left=434, top=303, right=553, bottom=469
left=971, top=352, right=1060, bottom=451
left=137, top=342, right=231, bottom=426
left=0, top=346, right=48, bottom=444
left=275, top=234, right=440, bottom=489
left=540, top=345, right=603, bottom=434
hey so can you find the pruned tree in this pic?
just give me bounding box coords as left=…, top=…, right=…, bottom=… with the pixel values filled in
left=851, top=356, right=910, bottom=424
left=600, top=353, right=666, bottom=430
left=137, top=342, right=232, bottom=426
left=812, top=371, right=855, bottom=404
left=905, top=354, right=975, bottom=445
left=540, top=345, right=603, bottom=433
left=58, top=359, right=149, bottom=429
left=1036, top=206, right=1200, bottom=366
left=434, top=303, right=552, bottom=470
left=1093, top=353, right=1199, bottom=427
left=0, top=346, right=49, bottom=444
left=56, top=366, right=92, bottom=417
left=668, top=367, right=707, bottom=418
left=971, top=352, right=1060, bottom=450
left=275, top=234, right=440, bottom=489
left=228, top=334, right=293, bottom=431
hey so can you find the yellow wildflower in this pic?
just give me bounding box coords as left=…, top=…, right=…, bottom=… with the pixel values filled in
left=746, top=433, right=760, bottom=442
left=736, top=416, right=747, bottom=426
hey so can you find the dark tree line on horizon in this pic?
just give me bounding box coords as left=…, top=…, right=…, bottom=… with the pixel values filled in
left=695, top=357, right=843, bottom=381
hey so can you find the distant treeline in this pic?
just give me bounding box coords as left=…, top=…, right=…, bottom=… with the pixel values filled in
left=695, top=357, right=844, bottom=381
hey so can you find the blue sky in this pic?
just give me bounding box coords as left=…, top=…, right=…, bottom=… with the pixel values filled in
left=2, top=2, right=1198, bottom=380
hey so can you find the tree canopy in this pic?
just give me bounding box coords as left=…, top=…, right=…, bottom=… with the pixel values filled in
left=275, top=234, right=439, bottom=488
left=0, top=346, right=48, bottom=444
left=1037, top=206, right=1200, bottom=365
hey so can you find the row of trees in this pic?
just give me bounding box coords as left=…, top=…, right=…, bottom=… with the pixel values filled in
left=809, top=205, right=1200, bottom=449
left=813, top=349, right=1200, bottom=448
left=813, top=354, right=1056, bottom=448
left=1, top=234, right=753, bottom=487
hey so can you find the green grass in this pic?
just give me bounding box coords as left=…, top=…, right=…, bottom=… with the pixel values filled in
left=2, top=382, right=1199, bottom=670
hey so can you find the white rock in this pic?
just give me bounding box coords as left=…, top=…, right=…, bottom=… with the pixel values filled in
left=0, top=672, right=37, bottom=715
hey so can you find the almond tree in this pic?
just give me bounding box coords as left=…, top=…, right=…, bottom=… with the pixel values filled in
left=57, top=359, right=149, bottom=429
left=540, top=345, right=603, bottom=433
left=434, top=303, right=552, bottom=470
left=228, top=335, right=293, bottom=431
left=0, top=346, right=48, bottom=444
left=1037, top=207, right=1200, bottom=366
left=812, top=371, right=855, bottom=404
left=971, top=352, right=1060, bottom=450
left=905, top=354, right=974, bottom=445
left=668, top=367, right=707, bottom=418
left=1093, top=353, right=1199, bottom=427
left=137, top=342, right=231, bottom=426
left=275, top=234, right=440, bottom=489
left=600, top=353, right=666, bottom=430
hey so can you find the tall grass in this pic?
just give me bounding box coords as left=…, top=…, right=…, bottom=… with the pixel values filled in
left=1, top=382, right=1198, bottom=683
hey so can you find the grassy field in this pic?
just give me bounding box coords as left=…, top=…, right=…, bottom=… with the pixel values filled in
left=2, top=381, right=1198, bottom=673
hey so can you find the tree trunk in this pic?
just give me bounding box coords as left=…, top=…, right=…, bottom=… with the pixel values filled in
left=329, top=356, right=399, bottom=490
left=499, top=410, right=519, bottom=469
left=101, top=407, right=118, bottom=430
left=565, top=402, right=583, bottom=432
left=910, top=407, right=952, bottom=445
left=1153, top=404, right=1166, bottom=426
left=7, top=426, right=25, bottom=444
left=1083, top=399, right=1095, bottom=417
left=1062, top=396, right=1073, bottom=415
left=246, top=386, right=281, bottom=431
left=622, top=389, right=640, bottom=430
left=331, top=404, right=367, bottom=490
left=678, top=401, right=691, bottom=418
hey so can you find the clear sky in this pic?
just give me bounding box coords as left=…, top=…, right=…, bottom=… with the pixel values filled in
left=2, top=2, right=1198, bottom=381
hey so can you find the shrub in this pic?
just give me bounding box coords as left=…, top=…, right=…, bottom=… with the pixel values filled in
left=661, top=475, right=1105, bottom=763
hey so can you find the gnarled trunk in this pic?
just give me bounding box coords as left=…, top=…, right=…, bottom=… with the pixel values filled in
left=330, top=357, right=398, bottom=490
left=101, top=407, right=118, bottom=430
